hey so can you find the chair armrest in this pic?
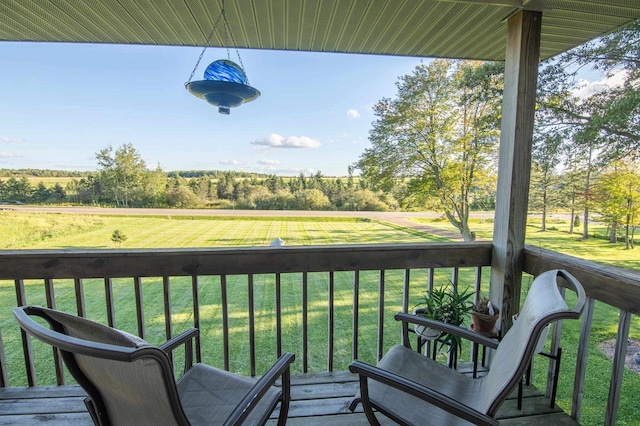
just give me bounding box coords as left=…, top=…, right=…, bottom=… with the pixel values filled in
left=395, top=312, right=499, bottom=349
left=160, top=328, right=199, bottom=374
left=349, top=360, right=499, bottom=426
left=225, top=352, right=296, bottom=426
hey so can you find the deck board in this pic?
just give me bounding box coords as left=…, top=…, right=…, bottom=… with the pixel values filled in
left=0, top=371, right=579, bottom=425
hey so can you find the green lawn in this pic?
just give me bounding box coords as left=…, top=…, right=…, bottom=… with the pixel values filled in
left=1, top=211, right=639, bottom=425
left=0, top=211, right=445, bottom=249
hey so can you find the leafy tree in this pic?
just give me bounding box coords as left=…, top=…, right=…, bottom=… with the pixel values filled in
left=111, top=230, right=128, bottom=247
left=32, top=182, right=51, bottom=203
left=594, top=159, right=640, bottom=247
left=96, top=144, right=148, bottom=207
left=529, top=133, right=564, bottom=231
left=293, top=189, right=331, bottom=210
left=356, top=60, right=502, bottom=240
left=165, top=185, right=200, bottom=208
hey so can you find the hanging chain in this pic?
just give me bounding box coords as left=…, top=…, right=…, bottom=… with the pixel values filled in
left=221, top=2, right=246, bottom=75
left=185, top=0, right=250, bottom=85
left=185, top=4, right=224, bottom=84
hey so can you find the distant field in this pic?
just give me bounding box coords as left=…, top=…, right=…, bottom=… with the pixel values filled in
left=23, top=176, right=78, bottom=186
left=0, top=211, right=444, bottom=249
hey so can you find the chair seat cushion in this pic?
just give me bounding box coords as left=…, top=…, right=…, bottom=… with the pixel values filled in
left=177, top=364, right=282, bottom=426
left=368, top=345, right=485, bottom=425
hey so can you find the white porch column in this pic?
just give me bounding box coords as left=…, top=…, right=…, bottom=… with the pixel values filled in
left=490, top=10, right=542, bottom=333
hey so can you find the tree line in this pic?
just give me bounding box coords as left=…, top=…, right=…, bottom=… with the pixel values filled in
left=0, top=145, right=393, bottom=212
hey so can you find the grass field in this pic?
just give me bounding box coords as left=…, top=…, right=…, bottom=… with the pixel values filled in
left=1, top=210, right=639, bottom=425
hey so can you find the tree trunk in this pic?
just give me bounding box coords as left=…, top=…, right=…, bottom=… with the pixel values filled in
left=610, top=219, right=618, bottom=243
left=583, top=165, right=591, bottom=239
left=569, top=192, right=576, bottom=234
left=541, top=186, right=547, bottom=231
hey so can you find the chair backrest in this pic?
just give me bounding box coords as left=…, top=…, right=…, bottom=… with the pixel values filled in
left=478, top=269, right=585, bottom=415
left=14, top=306, right=190, bottom=426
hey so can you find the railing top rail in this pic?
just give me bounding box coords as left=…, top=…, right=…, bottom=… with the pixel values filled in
left=0, top=242, right=493, bottom=280
left=523, top=245, right=640, bottom=315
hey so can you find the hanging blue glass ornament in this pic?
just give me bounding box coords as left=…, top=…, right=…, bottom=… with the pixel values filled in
left=186, top=59, right=260, bottom=114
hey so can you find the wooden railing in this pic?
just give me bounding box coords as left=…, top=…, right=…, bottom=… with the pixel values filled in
left=0, top=243, right=492, bottom=382
left=0, top=242, right=638, bottom=425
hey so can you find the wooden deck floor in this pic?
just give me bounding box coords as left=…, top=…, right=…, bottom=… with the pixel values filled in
left=0, top=371, right=579, bottom=425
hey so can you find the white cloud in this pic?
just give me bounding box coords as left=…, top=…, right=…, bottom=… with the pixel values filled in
left=251, top=133, right=321, bottom=149
left=0, top=152, right=23, bottom=158
left=258, top=159, right=281, bottom=165
left=573, top=69, right=628, bottom=99
left=347, top=109, right=360, bottom=119
left=219, top=160, right=242, bottom=165
left=0, top=137, right=23, bottom=143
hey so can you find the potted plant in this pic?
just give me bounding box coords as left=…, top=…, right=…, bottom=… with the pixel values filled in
left=471, top=296, right=500, bottom=335
left=413, top=283, right=474, bottom=354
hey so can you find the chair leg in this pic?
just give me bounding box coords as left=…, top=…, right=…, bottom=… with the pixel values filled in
left=358, top=376, right=382, bottom=426
left=517, top=378, right=523, bottom=410
left=276, top=367, right=292, bottom=426
left=550, top=347, right=562, bottom=408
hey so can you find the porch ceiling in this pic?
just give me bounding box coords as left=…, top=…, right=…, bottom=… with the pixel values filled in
left=1, top=1, right=639, bottom=61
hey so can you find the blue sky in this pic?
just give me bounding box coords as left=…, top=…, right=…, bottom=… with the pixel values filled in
left=1, top=42, right=425, bottom=176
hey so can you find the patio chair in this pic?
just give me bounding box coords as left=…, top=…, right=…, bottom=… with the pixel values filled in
left=14, top=306, right=294, bottom=426
left=349, top=269, right=585, bottom=426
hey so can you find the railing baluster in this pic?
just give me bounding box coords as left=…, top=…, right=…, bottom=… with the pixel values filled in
left=275, top=273, right=282, bottom=358
left=163, top=276, right=172, bottom=340
left=451, top=267, right=459, bottom=289
left=428, top=268, right=435, bottom=293
left=352, top=271, right=360, bottom=360
left=44, top=278, right=64, bottom=385
left=15, top=279, right=36, bottom=386
left=248, top=274, right=256, bottom=376
left=572, top=296, right=594, bottom=421
left=74, top=278, right=85, bottom=317
left=104, top=278, right=115, bottom=328
left=0, top=330, right=8, bottom=387
left=328, top=271, right=335, bottom=372
left=377, top=270, right=385, bottom=362
left=302, top=272, right=308, bottom=373
left=134, top=277, right=145, bottom=339
left=220, top=275, right=230, bottom=371
left=191, top=275, right=201, bottom=363
left=402, top=269, right=410, bottom=314
left=605, top=309, right=631, bottom=426
left=474, top=267, right=482, bottom=303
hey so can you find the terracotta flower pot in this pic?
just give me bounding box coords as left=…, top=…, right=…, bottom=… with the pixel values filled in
left=471, top=312, right=499, bottom=335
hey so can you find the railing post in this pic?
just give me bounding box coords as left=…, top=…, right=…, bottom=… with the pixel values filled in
left=191, top=275, right=201, bottom=363
left=74, top=278, right=86, bottom=318
left=0, top=329, right=8, bottom=387
left=104, top=278, right=115, bottom=328
left=15, top=279, right=36, bottom=386
left=248, top=274, right=256, bottom=376
left=302, top=272, right=308, bottom=373
left=275, top=273, right=282, bottom=358
left=353, top=271, right=360, bottom=360
left=45, top=278, right=64, bottom=385
left=377, top=270, right=385, bottom=361
left=605, top=310, right=631, bottom=426
left=220, top=274, right=230, bottom=371
left=328, top=271, right=335, bottom=372
left=134, top=277, right=145, bottom=340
